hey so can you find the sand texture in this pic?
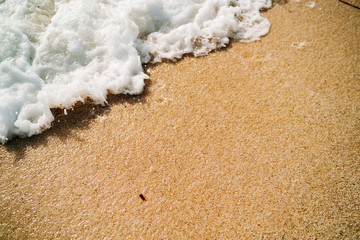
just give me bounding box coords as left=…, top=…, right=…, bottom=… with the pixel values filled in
left=1, top=0, right=359, bottom=239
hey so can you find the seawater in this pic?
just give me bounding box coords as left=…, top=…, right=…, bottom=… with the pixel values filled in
left=0, top=0, right=271, bottom=143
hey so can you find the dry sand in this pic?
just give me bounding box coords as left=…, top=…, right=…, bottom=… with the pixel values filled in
left=1, top=0, right=359, bottom=239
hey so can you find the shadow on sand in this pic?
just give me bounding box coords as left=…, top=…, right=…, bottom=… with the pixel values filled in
left=4, top=79, right=152, bottom=164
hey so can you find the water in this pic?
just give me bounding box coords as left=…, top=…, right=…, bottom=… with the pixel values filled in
left=0, top=0, right=271, bottom=143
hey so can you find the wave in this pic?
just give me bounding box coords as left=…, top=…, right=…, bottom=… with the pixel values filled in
left=0, top=0, right=271, bottom=143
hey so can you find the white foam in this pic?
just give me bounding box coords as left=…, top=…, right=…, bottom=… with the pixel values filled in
left=0, top=0, right=271, bottom=143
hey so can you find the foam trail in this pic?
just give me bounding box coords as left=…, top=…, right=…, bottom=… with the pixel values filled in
left=0, top=0, right=271, bottom=143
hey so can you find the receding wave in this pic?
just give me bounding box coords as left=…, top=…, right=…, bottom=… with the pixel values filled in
left=0, top=0, right=271, bottom=143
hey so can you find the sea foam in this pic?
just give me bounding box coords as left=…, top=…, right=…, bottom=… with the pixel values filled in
left=0, top=0, right=271, bottom=143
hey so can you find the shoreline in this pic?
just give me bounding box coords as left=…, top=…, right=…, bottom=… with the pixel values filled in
left=1, top=0, right=359, bottom=239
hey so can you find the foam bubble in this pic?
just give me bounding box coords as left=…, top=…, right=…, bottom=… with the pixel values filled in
left=0, top=0, right=271, bottom=143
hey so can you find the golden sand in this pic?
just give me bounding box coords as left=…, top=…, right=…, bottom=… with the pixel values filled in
left=1, top=0, right=359, bottom=238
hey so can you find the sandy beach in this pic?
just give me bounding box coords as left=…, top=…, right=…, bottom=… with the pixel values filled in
left=1, top=0, right=359, bottom=238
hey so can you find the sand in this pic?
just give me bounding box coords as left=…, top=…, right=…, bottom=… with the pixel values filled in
left=1, top=0, right=359, bottom=239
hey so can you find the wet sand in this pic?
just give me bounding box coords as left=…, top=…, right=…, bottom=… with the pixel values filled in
left=1, top=0, right=359, bottom=239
